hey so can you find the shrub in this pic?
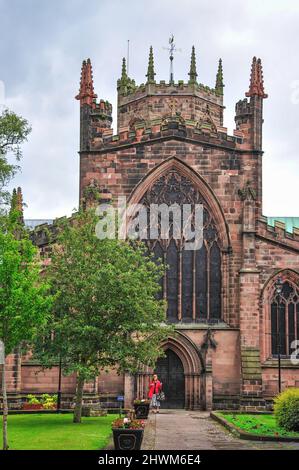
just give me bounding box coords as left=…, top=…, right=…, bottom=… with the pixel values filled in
left=274, top=388, right=299, bottom=431
left=41, top=394, right=57, bottom=409
left=27, top=394, right=41, bottom=405
left=24, top=394, right=57, bottom=410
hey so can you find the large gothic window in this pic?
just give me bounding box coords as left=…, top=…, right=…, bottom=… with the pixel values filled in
left=270, top=281, right=299, bottom=356
left=139, top=170, right=222, bottom=323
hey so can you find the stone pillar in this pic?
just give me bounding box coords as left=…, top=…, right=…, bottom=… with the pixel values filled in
left=3, top=349, right=22, bottom=409
left=205, top=372, right=213, bottom=411
left=124, top=372, right=135, bottom=409
left=239, top=194, right=265, bottom=410
left=193, top=373, right=201, bottom=410
left=205, top=348, right=213, bottom=411
left=200, top=330, right=216, bottom=410
left=136, top=370, right=152, bottom=401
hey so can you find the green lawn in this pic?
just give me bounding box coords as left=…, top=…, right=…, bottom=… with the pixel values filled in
left=217, top=413, right=299, bottom=438
left=0, top=413, right=117, bottom=450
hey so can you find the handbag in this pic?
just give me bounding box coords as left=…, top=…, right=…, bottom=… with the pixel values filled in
left=157, top=391, right=165, bottom=401
left=156, top=384, right=165, bottom=401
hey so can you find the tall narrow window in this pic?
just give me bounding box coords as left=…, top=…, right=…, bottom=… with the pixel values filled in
left=209, top=243, right=221, bottom=320
left=270, top=281, right=299, bottom=356
left=153, top=241, right=164, bottom=301
left=166, top=240, right=179, bottom=322
left=196, top=244, right=207, bottom=319
left=182, top=247, right=193, bottom=321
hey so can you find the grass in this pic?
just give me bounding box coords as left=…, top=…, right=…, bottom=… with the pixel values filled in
left=0, top=413, right=118, bottom=450
left=217, top=413, right=299, bottom=438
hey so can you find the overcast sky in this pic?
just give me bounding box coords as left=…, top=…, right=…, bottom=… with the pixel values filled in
left=0, top=0, right=298, bottom=219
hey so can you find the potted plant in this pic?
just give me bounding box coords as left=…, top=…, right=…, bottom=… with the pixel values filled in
left=133, top=399, right=151, bottom=419
left=112, top=417, right=145, bottom=450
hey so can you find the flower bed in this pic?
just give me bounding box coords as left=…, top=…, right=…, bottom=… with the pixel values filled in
left=22, top=394, right=57, bottom=411
left=22, top=403, right=45, bottom=411
left=211, top=412, right=299, bottom=441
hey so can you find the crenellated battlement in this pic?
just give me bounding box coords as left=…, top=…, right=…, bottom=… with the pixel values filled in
left=235, top=98, right=252, bottom=117
left=257, top=216, right=299, bottom=248
left=88, top=113, right=242, bottom=152
left=118, top=79, right=222, bottom=101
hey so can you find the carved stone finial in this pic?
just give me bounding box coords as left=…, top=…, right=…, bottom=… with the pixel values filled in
left=215, top=58, right=224, bottom=96
left=75, top=58, right=97, bottom=106
left=188, top=46, right=198, bottom=85
left=146, top=46, right=156, bottom=84
left=245, top=56, right=268, bottom=99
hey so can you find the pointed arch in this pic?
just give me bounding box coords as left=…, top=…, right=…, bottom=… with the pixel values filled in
left=135, top=332, right=204, bottom=409
left=261, top=268, right=299, bottom=301
left=159, top=331, right=204, bottom=374
left=128, top=156, right=231, bottom=250
left=261, top=269, right=299, bottom=361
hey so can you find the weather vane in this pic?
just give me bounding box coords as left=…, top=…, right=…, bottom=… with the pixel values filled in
left=163, top=35, right=181, bottom=84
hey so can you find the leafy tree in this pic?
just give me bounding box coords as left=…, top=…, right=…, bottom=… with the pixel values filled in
left=0, top=109, right=31, bottom=205
left=0, top=210, right=53, bottom=450
left=35, top=209, right=172, bottom=423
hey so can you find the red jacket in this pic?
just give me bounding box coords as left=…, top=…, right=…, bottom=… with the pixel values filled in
left=148, top=380, right=162, bottom=399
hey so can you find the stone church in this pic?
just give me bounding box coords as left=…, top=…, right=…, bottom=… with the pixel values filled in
left=3, top=47, right=299, bottom=410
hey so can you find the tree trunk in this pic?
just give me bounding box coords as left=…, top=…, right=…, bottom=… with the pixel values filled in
left=73, top=375, right=85, bottom=423
left=2, top=355, right=8, bottom=450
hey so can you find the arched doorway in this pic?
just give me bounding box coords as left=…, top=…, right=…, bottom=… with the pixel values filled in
left=134, top=333, right=205, bottom=409
left=155, top=349, right=185, bottom=408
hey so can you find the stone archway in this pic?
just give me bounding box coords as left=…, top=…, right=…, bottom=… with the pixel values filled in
left=134, top=332, right=205, bottom=410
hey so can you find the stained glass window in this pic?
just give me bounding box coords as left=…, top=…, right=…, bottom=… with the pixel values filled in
left=138, top=170, right=222, bottom=322
left=270, top=281, right=299, bottom=356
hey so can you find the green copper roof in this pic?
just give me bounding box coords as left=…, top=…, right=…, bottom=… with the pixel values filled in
left=267, top=217, right=299, bottom=233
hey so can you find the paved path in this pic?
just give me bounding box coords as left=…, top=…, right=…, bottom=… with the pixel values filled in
left=142, top=410, right=299, bottom=450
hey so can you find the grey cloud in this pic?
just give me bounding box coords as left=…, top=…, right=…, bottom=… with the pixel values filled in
left=0, top=0, right=298, bottom=217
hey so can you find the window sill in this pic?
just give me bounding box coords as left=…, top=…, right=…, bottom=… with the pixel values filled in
left=262, top=358, right=299, bottom=369
left=171, top=321, right=238, bottom=330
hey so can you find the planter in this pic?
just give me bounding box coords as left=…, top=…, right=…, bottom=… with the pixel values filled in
left=112, top=428, right=144, bottom=450
left=134, top=403, right=150, bottom=419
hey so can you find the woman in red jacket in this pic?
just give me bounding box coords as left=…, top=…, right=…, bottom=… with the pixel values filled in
left=148, top=374, right=162, bottom=413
